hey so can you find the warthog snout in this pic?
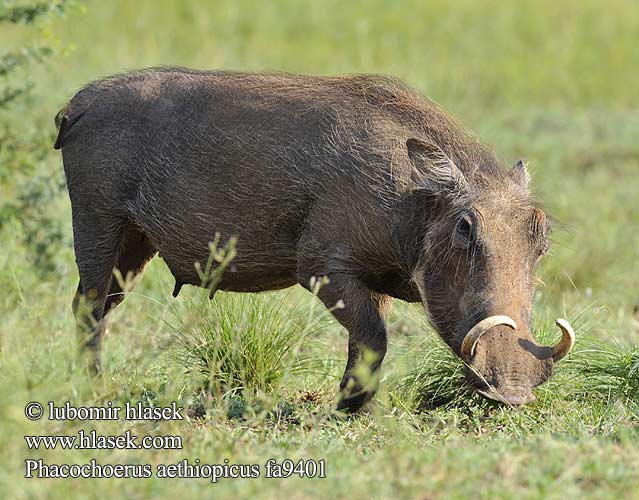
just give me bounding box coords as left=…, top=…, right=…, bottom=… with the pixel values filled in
left=461, top=316, right=575, bottom=405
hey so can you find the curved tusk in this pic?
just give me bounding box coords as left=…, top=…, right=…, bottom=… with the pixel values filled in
left=552, top=318, right=575, bottom=361
left=461, top=315, right=517, bottom=360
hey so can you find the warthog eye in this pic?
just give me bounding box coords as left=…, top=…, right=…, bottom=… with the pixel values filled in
left=453, top=213, right=474, bottom=248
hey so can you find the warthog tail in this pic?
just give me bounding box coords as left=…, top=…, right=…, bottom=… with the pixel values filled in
left=54, top=102, right=86, bottom=150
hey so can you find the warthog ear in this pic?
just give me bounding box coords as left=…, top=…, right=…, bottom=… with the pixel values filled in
left=509, top=159, right=530, bottom=193
left=406, top=138, right=468, bottom=195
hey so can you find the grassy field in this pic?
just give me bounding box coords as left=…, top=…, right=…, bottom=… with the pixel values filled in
left=1, top=0, right=638, bottom=498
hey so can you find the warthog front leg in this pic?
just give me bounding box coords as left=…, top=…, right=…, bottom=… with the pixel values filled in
left=336, top=288, right=389, bottom=412
left=298, top=264, right=389, bottom=412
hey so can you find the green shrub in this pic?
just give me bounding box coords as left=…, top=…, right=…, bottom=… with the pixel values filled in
left=0, top=0, right=77, bottom=276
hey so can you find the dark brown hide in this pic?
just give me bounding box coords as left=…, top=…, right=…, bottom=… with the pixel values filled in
left=56, top=68, right=557, bottom=410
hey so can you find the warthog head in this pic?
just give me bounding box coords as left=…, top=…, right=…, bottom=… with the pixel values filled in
left=407, top=138, right=574, bottom=405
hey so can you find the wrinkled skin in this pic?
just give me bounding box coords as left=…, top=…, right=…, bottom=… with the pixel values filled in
left=55, top=68, right=564, bottom=411
left=415, top=188, right=554, bottom=404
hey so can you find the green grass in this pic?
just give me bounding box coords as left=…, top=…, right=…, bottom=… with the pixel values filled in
left=1, top=1, right=638, bottom=498
left=171, top=288, right=330, bottom=398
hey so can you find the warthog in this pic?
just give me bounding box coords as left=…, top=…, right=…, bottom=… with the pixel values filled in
left=55, top=67, right=574, bottom=411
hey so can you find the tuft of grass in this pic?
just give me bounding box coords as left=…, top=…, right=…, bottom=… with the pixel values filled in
left=561, top=338, right=639, bottom=404
left=532, top=309, right=639, bottom=410
left=171, top=290, right=322, bottom=397
left=392, top=334, right=470, bottom=411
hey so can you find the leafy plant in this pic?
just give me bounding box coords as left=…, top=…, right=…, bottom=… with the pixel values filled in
left=0, top=0, right=77, bottom=276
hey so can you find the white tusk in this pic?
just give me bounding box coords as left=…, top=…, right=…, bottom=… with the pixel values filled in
left=552, top=318, right=575, bottom=361
left=461, top=315, right=517, bottom=360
